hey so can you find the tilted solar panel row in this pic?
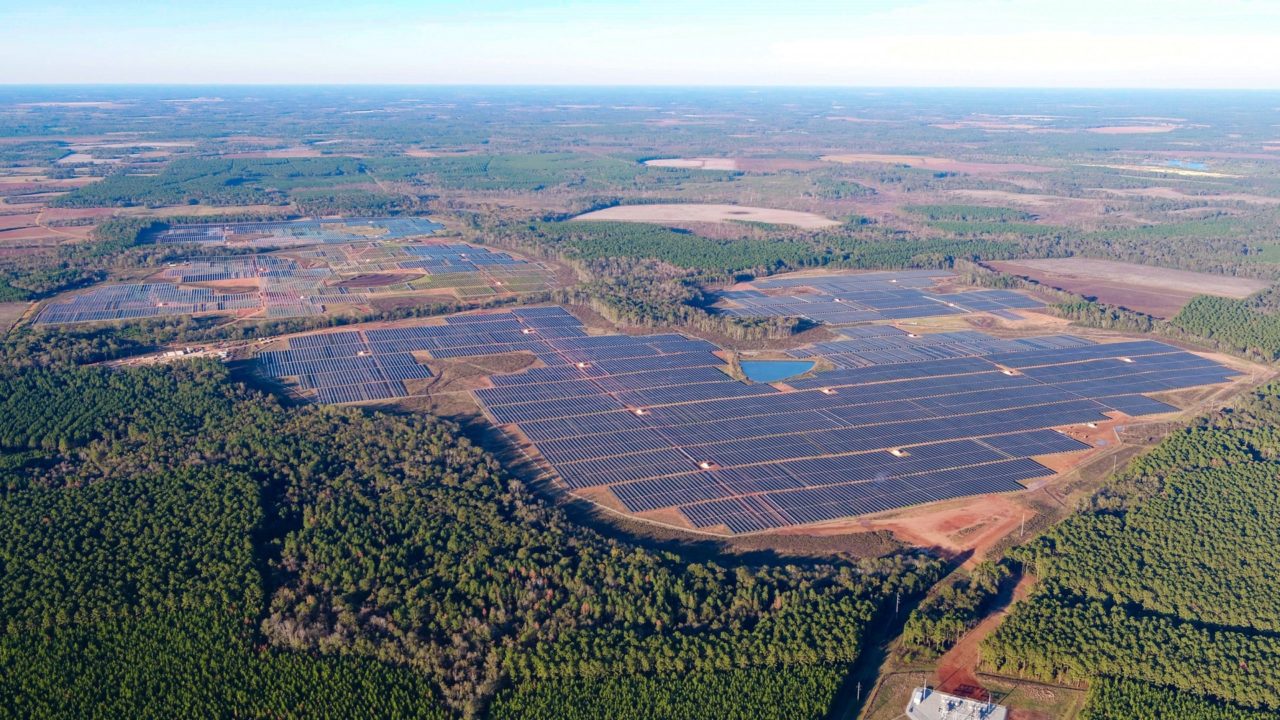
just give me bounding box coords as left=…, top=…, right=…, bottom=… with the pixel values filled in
left=749, top=458, right=1052, bottom=526
left=612, top=474, right=736, bottom=513
left=984, top=340, right=1180, bottom=369
left=486, top=394, right=626, bottom=424
left=518, top=409, right=650, bottom=442
left=554, top=448, right=699, bottom=489
left=977, top=429, right=1091, bottom=457
left=679, top=495, right=787, bottom=533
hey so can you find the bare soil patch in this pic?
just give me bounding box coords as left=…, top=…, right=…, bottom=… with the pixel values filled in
left=1088, top=124, right=1178, bottom=134
left=0, top=227, right=62, bottom=242
left=991, top=257, right=1266, bottom=317
left=644, top=157, right=739, bottom=171
left=39, top=207, right=117, bottom=221
left=1084, top=163, right=1237, bottom=178
left=0, top=302, right=30, bottom=333
left=572, top=203, right=839, bottom=229
left=736, top=158, right=827, bottom=172
left=787, top=493, right=1031, bottom=567
left=0, top=214, right=38, bottom=231
left=821, top=153, right=1052, bottom=174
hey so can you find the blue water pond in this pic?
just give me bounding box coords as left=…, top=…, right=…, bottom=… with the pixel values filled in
left=740, top=360, right=815, bottom=383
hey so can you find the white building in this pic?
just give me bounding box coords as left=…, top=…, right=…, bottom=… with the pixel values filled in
left=905, top=687, right=1007, bottom=720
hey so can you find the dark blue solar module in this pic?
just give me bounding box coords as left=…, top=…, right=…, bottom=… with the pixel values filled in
left=715, top=270, right=1044, bottom=326
left=252, top=301, right=1239, bottom=533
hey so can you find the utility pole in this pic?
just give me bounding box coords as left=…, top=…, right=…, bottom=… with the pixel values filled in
left=1020, top=512, right=1025, bottom=538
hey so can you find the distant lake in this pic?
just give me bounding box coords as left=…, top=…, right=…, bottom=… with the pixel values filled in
left=741, top=360, right=815, bottom=382
left=1166, top=159, right=1208, bottom=170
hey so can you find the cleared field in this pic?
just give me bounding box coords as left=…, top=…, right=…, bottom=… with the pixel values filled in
left=0, top=301, right=29, bottom=332
left=571, top=203, right=839, bottom=228
left=1084, top=163, right=1238, bottom=178
left=644, top=157, right=739, bottom=170
left=820, top=153, right=1052, bottom=174
left=1087, top=124, right=1178, bottom=134
left=990, top=258, right=1268, bottom=318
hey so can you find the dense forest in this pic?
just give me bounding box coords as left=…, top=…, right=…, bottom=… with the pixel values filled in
left=0, top=360, right=941, bottom=717
left=983, top=380, right=1280, bottom=714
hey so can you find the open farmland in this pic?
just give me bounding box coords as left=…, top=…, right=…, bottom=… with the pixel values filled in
left=253, top=273, right=1240, bottom=536
left=571, top=203, right=840, bottom=228
left=990, top=257, right=1269, bottom=318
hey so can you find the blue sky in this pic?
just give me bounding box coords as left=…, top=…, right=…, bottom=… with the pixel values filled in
left=2, top=0, right=1279, bottom=87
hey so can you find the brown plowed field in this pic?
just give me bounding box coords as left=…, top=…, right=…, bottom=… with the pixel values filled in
left=990, top=258, right=1268, bottom=318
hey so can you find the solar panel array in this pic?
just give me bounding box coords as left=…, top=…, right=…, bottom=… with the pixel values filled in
left=257, top=330, right=434, bottom=404
left=789, top=326, right=1094, bottom=368
left=291, top=242, right=552, bottom=296
left=260, top=305, right=1240, bottom=533
left=37, top=239, right=552, bottom=325
left=155, top=217, right=444, bottom=247
left=716, top=270, right=1043, bottom=325
left=35, top=283, right=261, bottom=325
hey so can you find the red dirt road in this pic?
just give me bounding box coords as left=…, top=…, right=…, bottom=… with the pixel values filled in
left=935, top=573, right=1039, bottom=698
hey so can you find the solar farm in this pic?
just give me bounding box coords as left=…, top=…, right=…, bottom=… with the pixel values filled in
left=153, top=217, right=446, bottom=247
left=34, top=239, right=553, bottom=325
left=715, top=270, right=1044, bottom=324
left=254, top=289, right=1242, bottom=534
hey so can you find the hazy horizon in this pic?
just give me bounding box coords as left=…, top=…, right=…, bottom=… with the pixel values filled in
left=3, top=0, right=1280, bottom=88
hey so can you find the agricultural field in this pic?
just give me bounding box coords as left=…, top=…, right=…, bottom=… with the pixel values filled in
left=990, top=258, right=1270, bottom=318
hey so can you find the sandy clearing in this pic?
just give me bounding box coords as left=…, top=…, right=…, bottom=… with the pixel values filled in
left=933, top=121, right=1040, bottom=131
left=644, top=157, right=740, bottom=171
left=1083, top=163, right=1238, bottom=178
left=571, top=203, right=839, bottom=229
left=1087, top=124, right=1178, bottom=134
left=821, top=153, right=1052, bottom=174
